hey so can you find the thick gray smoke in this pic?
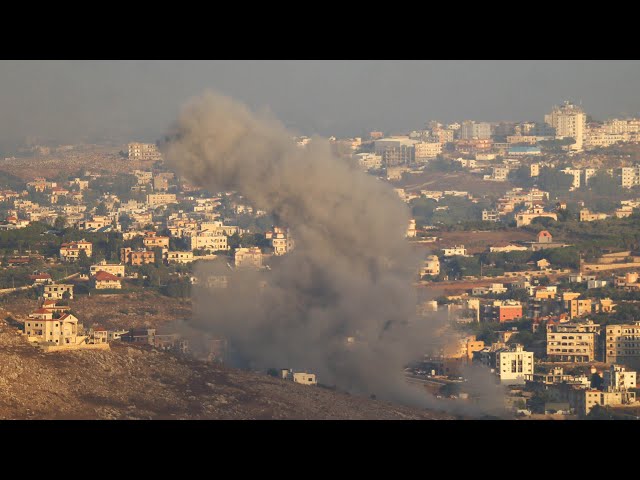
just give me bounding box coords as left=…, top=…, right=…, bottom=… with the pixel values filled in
left=162, top=91, right=506, bottom=415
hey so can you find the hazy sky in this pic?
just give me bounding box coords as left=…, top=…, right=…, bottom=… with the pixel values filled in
left=1, top=60, right=640, bottom=151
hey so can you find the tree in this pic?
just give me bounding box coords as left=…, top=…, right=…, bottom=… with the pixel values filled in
left=62, top=290, right=71, bottom=301
left=78, top=249, right=91, bottom=270
left=153, top=247, right=164, bottom=267
left=95, top=202, right=108, bottom=216
left=54, top=216, right=67, bottom=230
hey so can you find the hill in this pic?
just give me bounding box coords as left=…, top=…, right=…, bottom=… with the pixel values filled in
left=0, top=318, right=453, bottom=420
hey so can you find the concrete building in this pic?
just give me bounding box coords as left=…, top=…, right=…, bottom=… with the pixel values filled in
left=292, top=372, right=318, bottom=385
left=606, top=322, right=640, bottom=367
left=547, top=321, right=600, bottom=362
left=128, top=142, right=162, bottom=161
left=603, top=365, right=637, bottom=390
left=59, top=240, right=93, bottom=261
left=266, top=227, right=294, bottom=255
left=187, top=231, right=229, bottom=252
left=90, top=260, right=125, bottom=277
left=420, top=255, right=440, bottom=277
left=92, top=271, right=122, bottom=290
left=460, top=121, right=492, bottom=140
left=579, top=208, right=609, bottom=222
left=620, top=165, right=640, bottom=188
left=165, top=251, right=195, bottom=264
left=515, top=207, right=557, bottom=227
left=482, top=209, right=500, bottom=222
left=146, top=193, right=177, bottom=207
left=42, top=284, right=74, bottom=300
left=474, top=344, right=533, bottom=385
left=354, top=152, right=383, bottom=170
left=234, top=247, right=262, bottom=269
left=544, top=102, right=587, bottom=151
left=487, top=300, right=523, bottom=323
left=120, top=248, right=155, bottom=266
left=562, top=168, right=582, bottom=190
left=374, top=137, right=418, bottom=166
left=143, top=232, right=170, bottom=249
left=443, top=245, right=467, bottom=257
left=25, top=313, right=83, bottom=346
left=414, top=141, right=442, bottom=161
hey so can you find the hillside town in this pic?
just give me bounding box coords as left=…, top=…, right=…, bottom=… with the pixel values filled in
left=4, top=100, right=640, bottom=419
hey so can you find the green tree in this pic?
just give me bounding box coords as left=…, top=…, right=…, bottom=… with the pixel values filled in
left=54, top=216, right=67, bottom=230
left=78, top=249, right=91, bottom=270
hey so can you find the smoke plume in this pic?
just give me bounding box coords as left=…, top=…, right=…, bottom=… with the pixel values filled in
left=161, top=91, right=505, bottom=415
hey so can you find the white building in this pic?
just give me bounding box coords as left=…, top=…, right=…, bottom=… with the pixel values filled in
left=443, top=245, right=467, bottom=257
left=603, top=365, right=637, bottom=391
left=545, top=102, right=587, bottom=151
left=495, top=344, right=534, bottom=385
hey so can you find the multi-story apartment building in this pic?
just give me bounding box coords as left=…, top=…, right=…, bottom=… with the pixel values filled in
left=128, top=142, right=162, bottom=161
left=146, top=193, right=177, bottom=207
left=234, top=247, right=263, bottom=269
left=120, top=248, right=155, bottom=266
left=187, top=231, right=229, bottom=252
left=606, top=322, right=640, bottom=368
left=165, top=251, right=195, bottom=264
left=620, top=166, right=640, bottom=188
left=374, top=137, right=418, bottom=166
left=414, top=141, right=442, bottom=161
left=547, top=321, right=600, bottom=362
left=474, top=344, right=533, bottom=385
left=459, top=121, right=492, bottom=140
left=561, top=168, right=582, bottom=190
left=266, top=227, right=294, bottom=255
left=143, top=232, right=170, bottom=249
left=545, top=102, right=587, bottom=151
left=420, top=255, right=440, bottom=277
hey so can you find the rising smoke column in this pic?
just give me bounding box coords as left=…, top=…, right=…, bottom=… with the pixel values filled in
left=161, top=91, right=504, bottom=413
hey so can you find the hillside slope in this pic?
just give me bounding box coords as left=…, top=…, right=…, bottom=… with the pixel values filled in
left=0, top=320, right=452, bottom=420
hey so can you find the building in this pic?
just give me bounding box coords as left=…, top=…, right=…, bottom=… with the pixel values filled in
left=603, top=365, right=637, bottom=390
left=42, top=284, right=74, bottom=300
left=146, top=193, right=177, bottom=207
left=374, top=137, right=418, bottom=166
left=547, top=321, right=600, bottom=362
left=406, top=219, right=417, bottom=238
left=24, top=313, right=83, bottom=346
left=508, top=146, right=541, bottom=156
left=143, top=232, right=170, bottom=249
left=537, top=230, right=552, bottom=243
left=579, top=208, right=609, bottom=222
left=266, top=227, right=294, bottom=255
left=460, top=121, right=492, bottom=140
left=515, top=207, right=557, bottom=227
left=234, top=247, right=263, bottom=269
left=187, top=231, right=229, bottom=252
left=474, top=344, right=533, bottom=385
left=120, top=248, right=155, bottom=266
left=490, top=166, right=509, bottom=181
left=488, top=300, right=523, bottom=323
left=292, top=372, right=318, bottom=386
left=92, top=271, right=122, bottom=290
left=90, top=260, right=125, bottom=277
left=128, top=142, right=162, bottom=161
left=354, top=152, right=382, bottom=170
left=420, top=255, right=440, bottom=277
left=579, top=389, right=636, bottom=416
left=443, top=245, right=467, bottom=257
left=562, top=168, right=582, bottom=190
left=165, top=251, right=195, bottom=264
left=482, top=209, right=500, bottom=222
left=414, top=141, right=442, bottom=161
left=567, top=298, right=593, bottom=318
left=59, top=240, right=93, bottom=261
left=544, top=102, right=587, bottom=151
left=620, top=166, right=640, bottom=188
left=606, top=322, right=640, bottom=367
left=530, top=163, right=540, bottom=177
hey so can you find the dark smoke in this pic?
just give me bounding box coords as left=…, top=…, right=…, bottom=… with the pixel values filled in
left=161, top=91, right=506, bottom=415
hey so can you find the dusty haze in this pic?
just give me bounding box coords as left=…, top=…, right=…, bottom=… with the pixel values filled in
left=161, top=91, right=506, bottom=415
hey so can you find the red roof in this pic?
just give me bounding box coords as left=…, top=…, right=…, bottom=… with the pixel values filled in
left=31, top=308, right=51, bottom=315
left=93, top=271, right=120, bottom=281
left=29, top=273, right=51, bottom=280
left=538, top=230, right=552, bottom=237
